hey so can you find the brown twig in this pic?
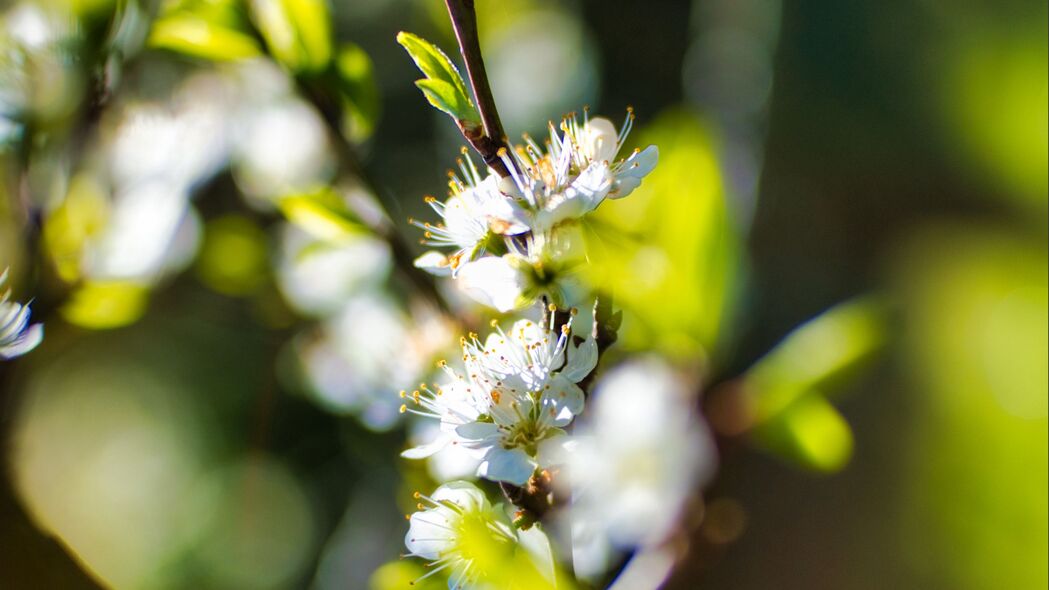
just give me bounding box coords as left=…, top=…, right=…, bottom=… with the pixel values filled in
left=443, top=0, right=512, bottom=177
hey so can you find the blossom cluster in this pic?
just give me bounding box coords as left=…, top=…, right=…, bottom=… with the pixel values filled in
left=412, top=109, right=657, bottom=312
left=399, top=111, right=716, bottom=588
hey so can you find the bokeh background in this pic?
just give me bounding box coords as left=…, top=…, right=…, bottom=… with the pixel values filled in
left=0, top=0, right=1045, bottom=589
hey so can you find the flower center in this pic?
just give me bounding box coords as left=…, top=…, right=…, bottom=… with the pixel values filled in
left=502, top=415, right=547, bottom=455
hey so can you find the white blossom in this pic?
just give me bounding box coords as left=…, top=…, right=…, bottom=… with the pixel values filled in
left=412, top=156, right=528, bottom=277
left=561, top=358, right=716, bottom=549
left=404, top=481, right=516, bottom=589
left=402, top=313, right=597, bottom=485
left=0, top=269, right=43, bottom=359
left=493, top=109, right=658, bottom=232
left=455, top=228, right=587, bottom=312
left=411, top=109, right=657, bottom=313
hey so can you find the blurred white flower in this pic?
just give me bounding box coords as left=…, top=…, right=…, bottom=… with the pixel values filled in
left=404, top=481, right=516, bottom=589
left=402, top=315, right=596, bottom=485
left=110, top=99, right=231, bottom=194
left=4, top=3, right=67, bottom=50
left=232, top=98, right=334, bottom=199
left=298, top=293, right=451, bottom=430
left=276, top=224, right=391, bottom=317
left=84, top=74, right=236, bottom=282
left=562, top=358, right=716, bottom=549
left=85, top=183, right=199, bottom=281
left=0, top=268, right=43, bottom=359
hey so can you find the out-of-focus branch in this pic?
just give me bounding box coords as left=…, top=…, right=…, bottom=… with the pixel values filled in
left=296, top=80, right=451, bottom=314
left=442, top=0, right=511, bottom=177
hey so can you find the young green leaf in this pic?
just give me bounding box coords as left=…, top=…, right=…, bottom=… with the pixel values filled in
left=396, top=31, right=480, bottom=126
left=745, top=297, right=887, bottom=424
left=751, top=393, right=854, bottom=473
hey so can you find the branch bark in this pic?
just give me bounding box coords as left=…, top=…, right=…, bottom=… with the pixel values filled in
left=443, top=0, right=512, bottom=177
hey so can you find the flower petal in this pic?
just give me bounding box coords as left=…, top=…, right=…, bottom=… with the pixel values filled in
left=563, top=336, right=598, bottom=383
left=0, top=322, right=42, bottom=359
left=584, top=117, right=620, bottom=163
left=455, top=421, right=500, bottom=442
left=456, top=256, right=524, bottom=312
left=542, top=374, right=585, bottom=426
left=413, top=251, right=454, bottom=276
left=478, top=447, right=535, bottom=485
left=401, top=433, right=452, bottom=460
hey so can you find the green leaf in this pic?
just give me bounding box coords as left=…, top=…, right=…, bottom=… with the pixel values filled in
left=582, top=110, right=741, bottom=361
left=752, top=394, right=854, bottom=473
left=740, top=297, right=885, bottom=472
left=335, top=43, right=381, bottom=143
left=149, top=16, right=263, bottom=61
left=250, top=0, right=332, bottom=73
left=396, top=31, right=480, bottom=125
left=276, top=188, right=365, bottom=242
left=745, top=297, right=888, bottom=424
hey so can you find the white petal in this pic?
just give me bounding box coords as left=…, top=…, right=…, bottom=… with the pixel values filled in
left=413, top=251, right=454, bottom=276
left=585, top=117, right=619, bottom=163
left=562, top=336, right=598, bottom=383
left=456, top=257, right=525, bottom=312
left=609, top=146, right=658, bottom=200
left=432, top=480, right=489, bottom=510
left=517, top=525, right=557, bottom=584
left=570, top=161, right=613, bottom=209
left=455, top=421, right=500, bottom=442
left=401, top=433, right=451, bottom=460
left=542, top=374, right=585, bottom=426
left=405, top=511, right=456, bottom=560
left=442, top=194, right=488, bottom=249
left=609, top=176, right=641, bottom=200
left=478, top=447, right=535, bottom=485
left=621, top=145, right=659, bottom=178
left=535, top=433, right=571, bottom=469
left=0, top=323, right=42, bottom=359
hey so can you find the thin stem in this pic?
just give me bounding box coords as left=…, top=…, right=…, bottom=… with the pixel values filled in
left=443, top=0, right=512, bottom=177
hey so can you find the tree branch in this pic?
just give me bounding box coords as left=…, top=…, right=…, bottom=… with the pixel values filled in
left=443, top=0, right=512, bottom=177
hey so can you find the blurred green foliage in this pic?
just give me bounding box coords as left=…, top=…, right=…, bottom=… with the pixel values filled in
left=336, top=42, right=381, bottom=143
left=251, top=0, right=332, bottom=74
left=277, top=187, right=366, bottom=242
left=746, top=298, right=887, bottom=472
left=196, top=214, right=269, bottom=296
left=896, top=225, right=1047, bottom=590
left=583, top=110, right=740, bottom=362
left=150, top=0, right=263, bottom=61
